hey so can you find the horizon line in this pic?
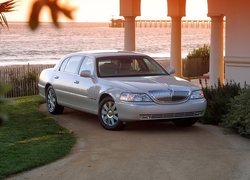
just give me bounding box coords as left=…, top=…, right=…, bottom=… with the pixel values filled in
left=8, top=19, right=211, bottom=23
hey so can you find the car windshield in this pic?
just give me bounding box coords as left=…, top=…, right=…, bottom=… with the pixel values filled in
left=97, top=56, right=168, bottom=77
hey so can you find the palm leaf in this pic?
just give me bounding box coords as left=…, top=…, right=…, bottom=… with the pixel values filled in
left=29, top=0, right=75, bottom=30
left=0, top=0, right=15, bottom=13
left=1, top=13, right=8, bottom=28
left=59, top=7, right=75, bottom=20
left=0, top=20, right=3, bottom=27
left=47, top=1, right=60, bottom=28
left=0, top=0, right=16, bottom=29
left=29, top=0, right=43, bottom=30
left=0, top=14, right=5, bottom=27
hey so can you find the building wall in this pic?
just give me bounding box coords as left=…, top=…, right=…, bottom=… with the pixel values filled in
left=207, top=0, right=226, bottom=16
left=225, top=0, right=250, bottom=57
left=224, top=0, right=250, bottom=85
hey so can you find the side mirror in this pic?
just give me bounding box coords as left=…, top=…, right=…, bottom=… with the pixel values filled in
left=80, top=70, right=92, bottom=78
left=166, top=66, right=175, bottom=75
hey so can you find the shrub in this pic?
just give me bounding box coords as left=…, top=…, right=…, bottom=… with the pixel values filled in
left=9, top=70, right=39, bottom=83
left=220, top=87, right=250, bottom=138
left=186, top=44, right=210, bottom=60
left=201, top=81, right=241, bottom=125
left=0, top=82, right=11, bottom=126
left=6, top=71, right=39, bottom=97
left=183, top=44, right=210, bottom=77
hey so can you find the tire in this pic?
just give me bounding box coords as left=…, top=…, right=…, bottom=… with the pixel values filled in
left=173, top=118, right=197, bottom=127
left=98, top=97, right=125, bottom=130
left=46, top=86, right=64, bottom=114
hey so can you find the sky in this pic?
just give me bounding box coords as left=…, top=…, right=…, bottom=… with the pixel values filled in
left=4, top=0, right=208, bottom=22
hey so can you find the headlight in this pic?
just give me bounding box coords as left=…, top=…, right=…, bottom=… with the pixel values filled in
left=190, top=90, right=204, bottom=99
left=120, top=93, right=152, bottom=102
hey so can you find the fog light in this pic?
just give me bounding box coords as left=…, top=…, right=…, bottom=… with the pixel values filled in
left=140, top=115, right=151, bottom=120
left=194, top=111, right=203, bottom=116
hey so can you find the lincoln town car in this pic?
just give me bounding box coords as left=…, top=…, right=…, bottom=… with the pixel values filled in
left=38, top=51, right=207, bottom=130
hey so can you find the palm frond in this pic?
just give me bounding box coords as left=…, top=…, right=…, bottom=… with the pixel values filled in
left=0, top=0, right=16, bottom=29
left=0, top=14, right=5, bottom=27
left=0, top=0, right=15, bottom=13
left=0, top=20, right=4, bottom=27
left=29, top=0, right=42, bottom=30
left=29, top=0, right=75, bottom=30
left=1, top=13, right=8, bottom=28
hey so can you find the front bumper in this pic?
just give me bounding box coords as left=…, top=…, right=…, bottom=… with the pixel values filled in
left=116, top=98, right=207, bottom=121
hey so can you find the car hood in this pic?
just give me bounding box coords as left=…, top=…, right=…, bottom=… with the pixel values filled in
left=104, top=75, right=200, bottom=93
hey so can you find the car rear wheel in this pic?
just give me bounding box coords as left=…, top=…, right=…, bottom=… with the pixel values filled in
left=173, top=118, right=197, bottom=127
left=46, top=86, right=64, bottom=114
left=98, top=97, right=125, bottom=130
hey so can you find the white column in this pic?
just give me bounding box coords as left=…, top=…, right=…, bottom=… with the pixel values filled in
left=209, top=15, right=224, bottom=85
left=124, top=16, right=136, bottom=51
left=170, top=16, right=182, bottom=76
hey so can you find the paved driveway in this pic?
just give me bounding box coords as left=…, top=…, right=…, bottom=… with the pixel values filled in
left=9, top=105, right=250, bottom=180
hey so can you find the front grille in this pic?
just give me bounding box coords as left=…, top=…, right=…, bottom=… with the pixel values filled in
left=140, top=111, right=204, bottom=120
left=172, top=91, right=190, bottom=101
left=148, top=90, right=190, bottom=103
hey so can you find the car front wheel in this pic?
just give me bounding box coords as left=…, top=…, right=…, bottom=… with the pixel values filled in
left=46, top=86, right=64, bottom=114
left=98, top=97, right=125, bottom=130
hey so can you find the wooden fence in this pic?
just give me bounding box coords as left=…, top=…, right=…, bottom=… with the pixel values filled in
left=0, top=64, right=55, bottom=98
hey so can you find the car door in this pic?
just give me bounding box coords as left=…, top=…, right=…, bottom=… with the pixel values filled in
left=72, top=56, right=99, bottom=114
left=53, top=55, right=84, bottom=107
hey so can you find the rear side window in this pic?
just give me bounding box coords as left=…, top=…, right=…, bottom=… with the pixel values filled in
left=64, top=56, right=83, bottom=74
left=59, top=58, right=69, bottom=71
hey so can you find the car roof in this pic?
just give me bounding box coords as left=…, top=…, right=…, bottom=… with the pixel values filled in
left=54, top=50, right=150, bottom=70
left=67, top=50, right=148, bottom=58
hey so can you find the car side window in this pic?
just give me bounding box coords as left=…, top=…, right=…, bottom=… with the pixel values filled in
left=79, top=57, right=94, bottom=75
left=59, top=57, right=69, bottom=72
left=64, top=56, right=83, bottom=74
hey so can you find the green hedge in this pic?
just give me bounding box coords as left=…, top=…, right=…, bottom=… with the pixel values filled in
left=186, top=44, right=210, bottom=59
left=201, top=82, right=241, bottom=125
left=220, top=87, right=250, bottom=138
left=201, top=82, right=250, bottom=138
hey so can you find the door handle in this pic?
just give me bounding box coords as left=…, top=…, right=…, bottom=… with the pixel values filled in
left=74, top=80, right=79, bottom=84
left=54, top=76, right=59, bottom=79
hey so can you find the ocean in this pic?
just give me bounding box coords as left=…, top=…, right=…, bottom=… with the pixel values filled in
left=0, top=22, right=210, bottom=66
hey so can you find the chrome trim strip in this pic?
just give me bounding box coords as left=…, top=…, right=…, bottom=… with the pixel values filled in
left=140, top=111, right=204, bottom=120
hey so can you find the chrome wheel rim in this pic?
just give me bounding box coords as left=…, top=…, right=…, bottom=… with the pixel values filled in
left=47, top=89, right=56, bottom=112
left=101, top=101, right=119, bottom=127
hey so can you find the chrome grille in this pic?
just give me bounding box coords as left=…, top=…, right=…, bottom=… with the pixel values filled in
left=148, top=90, right=190, bottom=103
left=172, top=91, right=190, bottom=101
left=140, top=111, right=204, bottom=120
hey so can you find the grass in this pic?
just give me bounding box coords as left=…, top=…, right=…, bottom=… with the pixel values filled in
left=0, top=96, right=75, bottom=179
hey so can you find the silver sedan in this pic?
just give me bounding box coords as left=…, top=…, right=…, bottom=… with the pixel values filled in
left=38, top=51, right=207, bottom=130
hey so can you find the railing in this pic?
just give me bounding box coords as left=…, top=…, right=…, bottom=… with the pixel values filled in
left=0, top=64, right=55, bottom=98
left=110, top=19, right=213, bottom=28
left=136, top=20, right=212, bottom=28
